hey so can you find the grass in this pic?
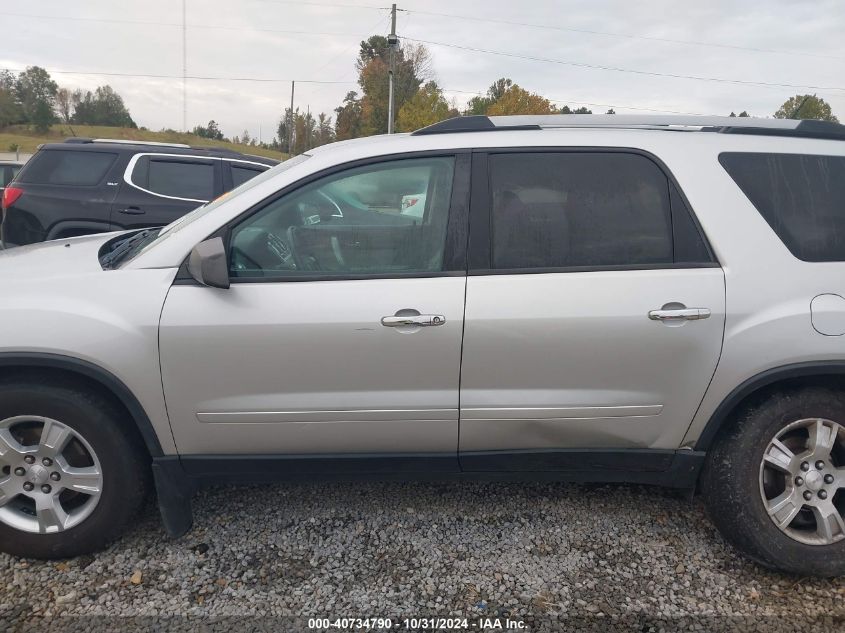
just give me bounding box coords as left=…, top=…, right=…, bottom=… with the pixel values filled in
left=0, top=124, right=287, bottom=160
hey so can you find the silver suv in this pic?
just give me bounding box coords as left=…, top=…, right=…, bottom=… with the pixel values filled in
left=1, top=115, right=844, bottom=576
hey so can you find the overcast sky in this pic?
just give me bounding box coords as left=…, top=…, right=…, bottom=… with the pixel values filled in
left=3, top=0, right=845, bottom=140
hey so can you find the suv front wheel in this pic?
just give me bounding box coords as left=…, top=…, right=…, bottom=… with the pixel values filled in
left=702, top=387, right=845, bottom=576
left=0, top=378, right=150, bottom=559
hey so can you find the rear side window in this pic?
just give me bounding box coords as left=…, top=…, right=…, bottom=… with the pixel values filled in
left=132, top=157, right=215, bottom=201
left=231, top=164, right=265, bottom=188
left=720, top=152, right=845, bottom=262
left=489, top=152, right=675, bottom=269
left=18, top=150, right=116, bottom=186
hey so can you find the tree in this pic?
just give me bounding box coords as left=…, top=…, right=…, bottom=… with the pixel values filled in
left=71, top=85, right=136, bottom=127
left=334, top=91, right=363, bottom=141
left=606, top=108, right=616, bottom=115
left=354, top=35, right=431, bottom=135
left=774, top=94, right=838, bottom=122
left=15, top=66, right=58, bottom=132
left=397, top=81, right=452, bottom=132
left=558, top=105, right=592, bottom=114
left=55, top=88, right=73, bottom=124
left=0, top=70, right=23, bottom=128
left=241, top=129, right=252, bottom=145
left=192, top=119, right=224, bottom=140
left=315, top=112, right=335, bottom=146
left=486, top=84, right=554, bottom=116
left=466, top=78, right=513, bottom=115
left=729, top=111, right=750, bottom=117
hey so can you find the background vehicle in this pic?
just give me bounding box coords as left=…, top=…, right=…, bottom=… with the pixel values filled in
left=0, top=139, right=277, bottom=248
left=0, top=115, right=844, bottom=577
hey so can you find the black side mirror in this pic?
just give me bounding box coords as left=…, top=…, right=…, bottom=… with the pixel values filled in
left=187, top=237, right=230, bottom=289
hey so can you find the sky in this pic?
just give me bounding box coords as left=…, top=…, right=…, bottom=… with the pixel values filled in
left=3, top=0, right=845, bottom=140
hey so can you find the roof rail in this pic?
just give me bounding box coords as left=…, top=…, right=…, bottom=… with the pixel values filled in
left=412, top=114, right=845, bottom=141
left=63, top=138, right=191, bottom=148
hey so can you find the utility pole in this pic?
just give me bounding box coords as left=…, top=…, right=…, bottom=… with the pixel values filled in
left=387, top=3, right=398, bottom=134
left=182, top=0, right=187, bottom=132
left=288, top=80, right=295, bottom=156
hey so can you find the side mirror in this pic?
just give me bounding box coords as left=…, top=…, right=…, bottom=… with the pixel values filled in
left=187, top=237, right=230, bottom=289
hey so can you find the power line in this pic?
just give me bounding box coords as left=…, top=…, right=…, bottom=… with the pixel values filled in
left=404, top=37, right=845, bottom=92
left=0, top=11, right=374, bottom=37
left=403, top=9, right=845, bottom=61
left=0, top=67, right=356, bottom=84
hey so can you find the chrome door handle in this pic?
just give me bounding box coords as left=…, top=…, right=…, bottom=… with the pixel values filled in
left=648, top=308, right=711, bottom=321
left=381, top=314, right=446, bottom=327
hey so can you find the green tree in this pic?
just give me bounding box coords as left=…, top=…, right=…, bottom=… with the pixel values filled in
left=315, top=112, right=335, bottom=146
left=334, top=91, right=363, bottom=141
left=465, top=78, right=513, bottom=115
left=774, top=94, right=838, bottom=122
left=15, top=66, right=58, bottom=132
left=729, top=111, right=750, bottom=117
left=397, top=81, right=452, bottom=132
left=0, top=71, right=22, bottom=128
left=71, top=85, right=136, bottom=127
left=193, top=119, right=224, bottom=140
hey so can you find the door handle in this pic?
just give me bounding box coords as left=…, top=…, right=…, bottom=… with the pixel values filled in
left=648, top=307, right=711, bottom=321
left=118, top=206, right=145, bottom=215
left=381, top=313, right=446, bottom=327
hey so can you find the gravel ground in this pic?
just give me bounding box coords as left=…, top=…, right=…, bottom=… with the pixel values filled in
left=1, top=481, right=844, bottom=632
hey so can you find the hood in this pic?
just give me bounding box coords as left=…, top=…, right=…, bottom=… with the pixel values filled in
left=0, top=232, right=121, bottom=281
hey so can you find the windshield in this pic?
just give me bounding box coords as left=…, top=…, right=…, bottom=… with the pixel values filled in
left=117, top=153, right=311, bottom=265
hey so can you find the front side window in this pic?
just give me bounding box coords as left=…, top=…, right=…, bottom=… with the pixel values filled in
left=720, top=152, right=845, bottom=262
left=489, top=152, right=674, bottom=269
left=229, top=156, right=455, bottom=278
left=19, top=150, right=117, bottom=186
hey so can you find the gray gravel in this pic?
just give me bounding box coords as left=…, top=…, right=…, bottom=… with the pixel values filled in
left=1, top=481, right=844, bottom=632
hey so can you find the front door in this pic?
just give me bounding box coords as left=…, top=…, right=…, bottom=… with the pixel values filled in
left=458, top=151, right=726, bottom=469
left=159, top=153, right=470, bottom=463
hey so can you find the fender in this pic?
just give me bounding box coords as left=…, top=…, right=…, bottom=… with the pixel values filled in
left=695, top=360, right=845, bottom=451
left=0, top=352, right=163, bottom=457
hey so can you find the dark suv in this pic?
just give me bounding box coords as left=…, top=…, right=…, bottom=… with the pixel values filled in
left=1, top=139, right=277, bottom=248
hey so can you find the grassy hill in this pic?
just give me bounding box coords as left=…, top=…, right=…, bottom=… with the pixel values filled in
left=0, top=124, right=286, bottom=160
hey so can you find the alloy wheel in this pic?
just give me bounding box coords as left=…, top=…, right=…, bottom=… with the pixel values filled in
left=0, top=416, right=103, bottom=534
left=759, top=418, right=845, bottom=545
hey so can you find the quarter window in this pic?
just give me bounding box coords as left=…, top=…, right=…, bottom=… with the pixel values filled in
left=489, top=152, right=675, bottom=269
left=229, top=156, right=456, bottom=278
left=720, top=152, right=845, bottom=262
left=18, top=150, right=116, bottom=186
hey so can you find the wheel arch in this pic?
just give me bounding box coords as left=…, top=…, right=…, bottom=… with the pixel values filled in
left=0, top=352, right=163, bottom=457
left=695, top=361, right=845, bottom=451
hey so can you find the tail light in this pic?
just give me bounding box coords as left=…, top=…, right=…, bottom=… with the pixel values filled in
left=2, top=186, right=23, bottom=211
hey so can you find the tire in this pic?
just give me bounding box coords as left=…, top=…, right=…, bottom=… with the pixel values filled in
left=0, top=378, right=150, bottom=559
left=701, top=386, right=845, bottom=576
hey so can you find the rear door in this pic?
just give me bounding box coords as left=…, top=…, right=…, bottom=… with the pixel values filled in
left=113, top=154, right=221, bottom=230
left=459, top=150, right=726, bottom=469
left=6, top=149, right=120, bottom=243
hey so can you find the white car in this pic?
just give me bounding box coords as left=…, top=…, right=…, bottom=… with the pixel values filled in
left=0, top=115, right=844, bottom=576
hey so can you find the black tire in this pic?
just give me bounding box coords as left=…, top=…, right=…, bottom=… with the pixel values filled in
left=701, top=386, right=845, bottom=576
left=0, top=379, right=150, bottom=559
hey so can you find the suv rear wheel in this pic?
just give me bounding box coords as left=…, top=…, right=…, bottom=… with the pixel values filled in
left=702, top=387, right=845, bottom=576
left=0, top=379, right=150, bottom=559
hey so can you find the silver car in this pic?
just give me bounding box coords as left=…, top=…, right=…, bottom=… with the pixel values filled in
left=0, top=115, right=844, bottom=576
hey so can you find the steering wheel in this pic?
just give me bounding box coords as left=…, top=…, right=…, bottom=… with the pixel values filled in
left=231, top=227, right=298, bottom=273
